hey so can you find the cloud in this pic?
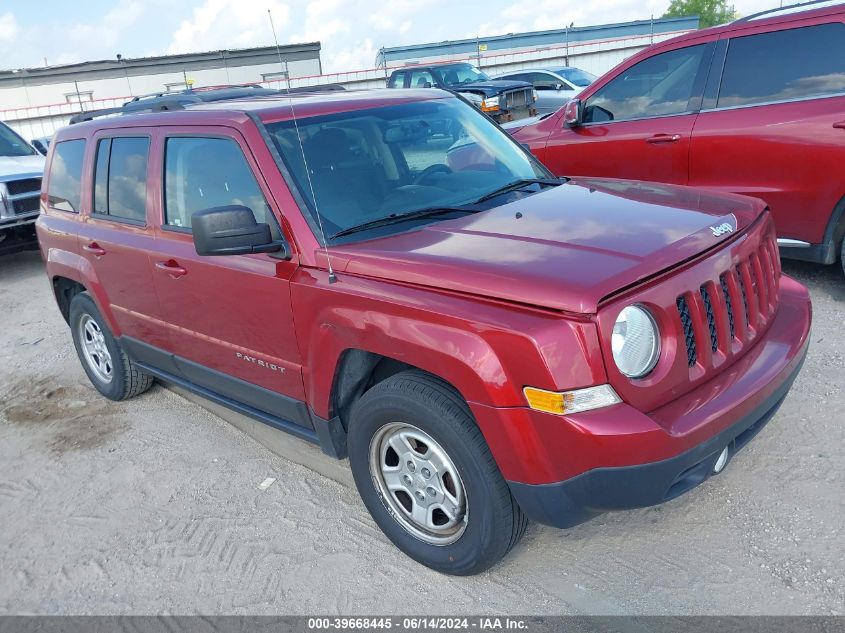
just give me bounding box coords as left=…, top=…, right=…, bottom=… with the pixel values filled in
left=496, top=0, right=669, bottom=34
left=164, top=0, right=444, bottom=73
left=68, top=0, right=146, bottom=49
left=167, top=0, right=291, bottom=54
left=0, top=11, right=19, bottom=41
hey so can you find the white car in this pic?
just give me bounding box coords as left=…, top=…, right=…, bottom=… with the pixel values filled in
left=1, top=121, right=45, bottom=255
left=492, top=67, right=597, bottom=114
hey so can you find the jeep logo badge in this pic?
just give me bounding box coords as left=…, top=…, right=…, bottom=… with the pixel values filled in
left=710, top=221, right=734, bottom=237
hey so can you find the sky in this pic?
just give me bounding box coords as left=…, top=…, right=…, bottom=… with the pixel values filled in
left=0, top=0, right=783, bottom=75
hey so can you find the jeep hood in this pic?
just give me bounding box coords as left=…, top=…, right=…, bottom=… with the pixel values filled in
left=330, top=178, right=765, bottom=314
left=0, top=154, right=44, bottom=180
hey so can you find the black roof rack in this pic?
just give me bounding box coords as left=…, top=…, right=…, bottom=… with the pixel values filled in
left=67, top=82, right=348, bottom=124
left=68, top=98, right=195, bottom=124
left=734, top=0, right=842, bottom=22
left=124, top=84, right=270, bottom=104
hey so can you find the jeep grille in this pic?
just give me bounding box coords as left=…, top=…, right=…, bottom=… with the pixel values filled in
left=675, top=236, right=780, bottom=369
left=504, top=88, right=532, bottom=109
left=2, top=177, right=41, bottom=219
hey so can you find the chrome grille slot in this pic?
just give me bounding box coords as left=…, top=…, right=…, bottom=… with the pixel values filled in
left=6, top=178, right=41, bottom=196
left=676, top=295, right=697, bottom=367
left=12, top=197, right=39, bottom=214
left=700, top=285, right=719, bottom=353
left=720, top=274, right=735, bottom=340
left=736, top=262, right=751, bottom=328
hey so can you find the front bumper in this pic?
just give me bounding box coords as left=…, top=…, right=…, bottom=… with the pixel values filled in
left=492, top=106, right=537, bottom=123
left=469, top=275, right=811, bottom=528
left=0, top=216, right=39, bottom=256
left=507, top=349, right=804, bottom=527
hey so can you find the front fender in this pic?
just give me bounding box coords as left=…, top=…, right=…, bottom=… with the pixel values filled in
left=292, top=270, right=606, bottom=419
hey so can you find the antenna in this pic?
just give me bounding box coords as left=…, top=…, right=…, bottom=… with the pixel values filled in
left=267, top=9, right=293, bottom=95
left=267, top=9, right=337, bottom=284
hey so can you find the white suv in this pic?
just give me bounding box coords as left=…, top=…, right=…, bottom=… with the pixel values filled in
left=0, top=121, right=44, bottom=256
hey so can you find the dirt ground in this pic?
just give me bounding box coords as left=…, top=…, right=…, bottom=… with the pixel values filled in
left=0, top=249, right=842, bottom=615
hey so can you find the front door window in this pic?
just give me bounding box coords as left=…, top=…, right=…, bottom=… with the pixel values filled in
left=584, top=44, right=708, bottom=123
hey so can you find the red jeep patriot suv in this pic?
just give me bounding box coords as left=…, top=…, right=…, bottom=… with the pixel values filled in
left=511, top=1, right=845, bottom=275
left=37, top=88, right=811, bottom=575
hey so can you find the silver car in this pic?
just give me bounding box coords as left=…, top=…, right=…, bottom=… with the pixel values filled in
left=492, top=67, right=597, bottom=114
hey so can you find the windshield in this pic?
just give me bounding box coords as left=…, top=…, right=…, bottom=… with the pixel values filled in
left=0, top=122, right=37, bottom=157
left=433, top=64, right=490, bottom=87
left=553, top=67, right=597, bottom=87
left=265, top=98, right=550, bottom=243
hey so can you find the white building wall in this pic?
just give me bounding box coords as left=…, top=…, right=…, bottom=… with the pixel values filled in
left=2, top=57, right=320, bottom=140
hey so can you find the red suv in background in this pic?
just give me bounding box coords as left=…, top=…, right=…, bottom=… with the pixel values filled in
left=37, top=89, right=811, bottom=574
left=512, top=1, right=845, bottom=274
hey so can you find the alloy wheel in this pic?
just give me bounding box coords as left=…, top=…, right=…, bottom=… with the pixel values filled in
left=368, top=422, right=468, bottom=545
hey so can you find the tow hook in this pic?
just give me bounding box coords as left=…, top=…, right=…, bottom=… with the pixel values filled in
left=713, top=446, right=730, bottom=474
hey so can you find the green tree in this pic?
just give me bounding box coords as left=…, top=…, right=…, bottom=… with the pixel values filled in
left=663, top=0, right=738, bottom=28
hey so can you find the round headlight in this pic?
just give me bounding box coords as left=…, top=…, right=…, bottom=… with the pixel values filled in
left=611, top=305, right=660, bottom=379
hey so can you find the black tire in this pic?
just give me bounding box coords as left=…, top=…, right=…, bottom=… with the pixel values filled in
left=841, top=236, right=845, bottom=278
left=69, top=292, right=154, bottom=401
left=347, top=370, right=527, bottom=575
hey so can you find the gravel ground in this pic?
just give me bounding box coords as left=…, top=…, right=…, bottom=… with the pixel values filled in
left=0, top=250, right=842, bottom=615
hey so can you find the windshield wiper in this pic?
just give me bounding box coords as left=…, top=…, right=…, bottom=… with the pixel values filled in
left=473, top=178, right=564, bottom=205
left=329, top=206, right=479, bottom=239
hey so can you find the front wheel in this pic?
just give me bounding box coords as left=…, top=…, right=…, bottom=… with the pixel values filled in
left=347, top=370, right=527, bottom=575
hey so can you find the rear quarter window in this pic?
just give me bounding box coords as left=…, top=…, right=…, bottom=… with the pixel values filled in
left=47, top=139, right=86, bottom=213
left=388, top=71, right=406, bottom=88
left=409, top=70, right=435, bottom=88
left=718, top=22, right=845, bottom=108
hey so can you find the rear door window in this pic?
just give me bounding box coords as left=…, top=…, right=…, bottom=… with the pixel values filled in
left=527, top=72, right=561, bottom=90
left=47, top=139, right=86, bottom=212
left=92, top=137, right=150, bottom=222
left=163, top=136, right=271, bottom=230
left=584, top=44, right=708, bottom=123
left=717, top=23, right=845, bottom=108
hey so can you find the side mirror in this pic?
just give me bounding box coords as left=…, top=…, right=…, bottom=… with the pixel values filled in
left=423, top=81, right=433, bottom=89
left=563, top=98, right=583, bottom=127
left=31, top=140, right=48, bottom=155
left=192, top=205, right=287, bottom=257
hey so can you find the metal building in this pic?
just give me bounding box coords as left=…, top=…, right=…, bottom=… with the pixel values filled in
left=1, top=43, right=322, bottom=140
left=374, top=16, right=700, bottom=74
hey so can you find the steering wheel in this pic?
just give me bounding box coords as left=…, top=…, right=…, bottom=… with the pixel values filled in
left=413, top=164, right=452, bottom=185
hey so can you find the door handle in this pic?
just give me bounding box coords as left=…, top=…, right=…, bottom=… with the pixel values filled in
left=83, top=243, right=106, bottom=257
left=833, top=121, right=845, bottom=129
left=646, top=134, right=683, bottom=144
left=155, top=260, right=188, bottom=278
